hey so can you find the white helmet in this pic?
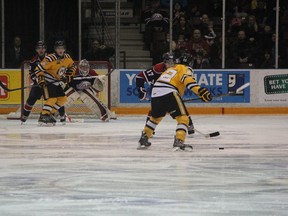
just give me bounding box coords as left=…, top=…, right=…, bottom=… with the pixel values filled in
left=78, top=59, right=90, bottom=76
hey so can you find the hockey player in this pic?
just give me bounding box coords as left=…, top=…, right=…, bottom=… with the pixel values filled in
left=35, top=41, right=76, bottom=126
left=20, top=41, right=47, bottom=123
left=20, top=41, right=66, bottom=124
left=64, top=59, right=116, bottom=121
left=136, top=52, right=195, bottom=134
left=137, top=63, right=212, bottom=151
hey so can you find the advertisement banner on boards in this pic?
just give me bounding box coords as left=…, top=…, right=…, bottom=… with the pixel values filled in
left=256, top=70, right=288, bottom=104
left=0, top=70, right=21, bottom=104
left=120, top=69, right=250, bottom=103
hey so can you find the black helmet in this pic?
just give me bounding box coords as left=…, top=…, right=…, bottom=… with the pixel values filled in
left=54, top=40, right=66, bottom=48
left=178, top=53, right=193, bottom=66
left=162, top=52, right=174, bottom=62
left=35, top=40, right=46, bottom=49
left=162, top=52, right=175, bottom=67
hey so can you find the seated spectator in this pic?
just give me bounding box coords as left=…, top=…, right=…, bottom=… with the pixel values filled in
left=260, top=50, right=274, bottom=68
left=5, top=36, right=27, bottom=68
left=84, top=39, right=115, bottom=62
left=258, top=25, right=273, bottom=53
left=174, top=34, right=190, bottom=58
left=172, top=1, right=186, bottom=25
left=186, top=29, right=210, bottom=58
left=185, top=2, right=201, bottom=27
left=195, top=14, right=211, bottom=36
left=172, top=15, right=192, bottom=41
left=227, top=12, right=245, bottom=37
left=191, top=52, right=211, bottom=69
left=242, top=15, right=259, bottom=42
left=142, top=0, right=169, bottom=50
left=227, top=30, right=256, bottom=68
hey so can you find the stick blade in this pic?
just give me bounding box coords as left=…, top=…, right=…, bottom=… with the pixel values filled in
left=209, top=131, right=220, bottom=137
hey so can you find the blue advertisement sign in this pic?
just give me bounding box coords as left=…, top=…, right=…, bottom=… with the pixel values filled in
left=120, top=70, right=250, bottom=103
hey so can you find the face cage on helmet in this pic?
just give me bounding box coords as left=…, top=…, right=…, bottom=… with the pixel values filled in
left=79, top=65, right=89, bottom=76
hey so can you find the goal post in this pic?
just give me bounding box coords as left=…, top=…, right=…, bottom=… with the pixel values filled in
left=7, top=60, right=112, bottom=120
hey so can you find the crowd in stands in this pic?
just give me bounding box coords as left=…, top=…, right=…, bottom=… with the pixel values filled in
left=142, top=0, right=288, bottom=69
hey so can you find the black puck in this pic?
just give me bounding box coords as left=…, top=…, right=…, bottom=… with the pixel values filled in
left=219, top=147, right=224, bottom=150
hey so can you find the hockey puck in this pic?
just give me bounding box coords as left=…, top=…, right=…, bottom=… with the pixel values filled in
left=219, top=147, right=224, bottom=150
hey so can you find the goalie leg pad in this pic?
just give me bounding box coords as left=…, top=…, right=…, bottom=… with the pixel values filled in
left=80, top=88, right=112, bottom=121
left=65, top=87, right=80, bottom=108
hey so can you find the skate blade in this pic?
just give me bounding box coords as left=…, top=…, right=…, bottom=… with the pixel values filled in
left=172, top=147, right=193, bottom=152
left=137, top=145, right=150, bottom=150
left=38, top=122, right=56, bottom=127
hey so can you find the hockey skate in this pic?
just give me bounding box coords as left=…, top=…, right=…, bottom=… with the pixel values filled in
left=20, top=115, right=28, bottom=124
left=173, top=137, right=193, bottom=151
left=188, top=125, right=195, bottom=135
left=38, top=113, right=56, bottom=126
left=60, top=115, right=66, bottom=125
left=137, top=132, right=151, bottom=150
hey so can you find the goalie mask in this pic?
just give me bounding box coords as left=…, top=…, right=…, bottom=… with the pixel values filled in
left=78, top=59, right=90, bottom=76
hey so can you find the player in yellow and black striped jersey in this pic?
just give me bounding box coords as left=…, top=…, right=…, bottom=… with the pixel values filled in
left=35, top=41, right=76, bottom=126
left=138, top=63, right=212, bottom=151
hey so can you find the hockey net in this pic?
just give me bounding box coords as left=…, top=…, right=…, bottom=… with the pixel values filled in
left=7, top=60, right=112, bottom=120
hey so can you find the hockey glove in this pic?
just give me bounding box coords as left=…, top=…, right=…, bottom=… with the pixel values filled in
left=198, top=87, right=212, bottom=102
left=65, top=69, right=74, bottom=83
left=37, top=75, right=45, bottom=87
left=137, top=87, right=147, bottom=100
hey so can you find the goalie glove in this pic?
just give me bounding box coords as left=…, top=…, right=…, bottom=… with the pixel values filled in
left=198, top=87, right=212, bottom=102
left=37, top=75, right=45, bottom=87
left=137, top=87, right=147, bottom=100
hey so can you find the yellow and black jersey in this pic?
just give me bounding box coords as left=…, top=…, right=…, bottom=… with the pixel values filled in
left=35, top=53, right=76, bottom=83
left=151, top=64, right=201, bottom=98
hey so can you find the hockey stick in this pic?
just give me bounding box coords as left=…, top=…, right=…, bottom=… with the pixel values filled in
left=0, top=81, right=38, bottom=92
left=194, top=128, right=220, bottom=138
left=0, top=79, right=63, bottom=92
left=183, top=82, right=250, bottom=102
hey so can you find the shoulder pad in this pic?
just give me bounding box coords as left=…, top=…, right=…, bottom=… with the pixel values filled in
left=45, top=54, right=57, bottom=62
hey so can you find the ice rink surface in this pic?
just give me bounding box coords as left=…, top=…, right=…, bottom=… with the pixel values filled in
left=0, top=114, right=287, bottom=216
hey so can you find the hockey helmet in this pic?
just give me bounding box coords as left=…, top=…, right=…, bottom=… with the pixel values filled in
left=162, top=52, right=175, bottom=68
left=177, top=53, right=193, bottom=66
left=54, top=40, right=66, bottom=49
left=78, top=59, right=90, bottom=76
left=35, top=40, right=46, bottom=49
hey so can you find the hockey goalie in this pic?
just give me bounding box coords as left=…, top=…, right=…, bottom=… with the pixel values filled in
left=64, top=59, right=116, bottom=121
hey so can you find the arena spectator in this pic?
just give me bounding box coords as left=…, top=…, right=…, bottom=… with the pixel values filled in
left=227, top=30, right=256, bottom=68
left=204, top=32, right=221, bottom=68
left=142, top=0, right=169, bottom=50
left=5, top=36, right=27, bottom=68
left=172, top=15, right=192, bottom=41
left=186, top=29, right=210, bottom=58
left=191, top=52, right=211, bottom=69
left=259, top=50, right=274, bottom=68
left=84, top=39, right=115, bottom=62
left=242, top=15, right=259, bottom=42
left=172, top=1, right=186, bottom=25
left=196, top=14, right=211, bottom=36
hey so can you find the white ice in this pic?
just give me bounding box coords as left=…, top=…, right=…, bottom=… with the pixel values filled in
left=0, top=114, right=287, bottom=216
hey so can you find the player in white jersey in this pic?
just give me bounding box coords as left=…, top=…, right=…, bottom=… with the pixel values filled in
left=137, top=63, right=212, bottom=151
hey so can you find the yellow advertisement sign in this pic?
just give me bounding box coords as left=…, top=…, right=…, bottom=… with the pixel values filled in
left=0, top=69, right=22, bottom=104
